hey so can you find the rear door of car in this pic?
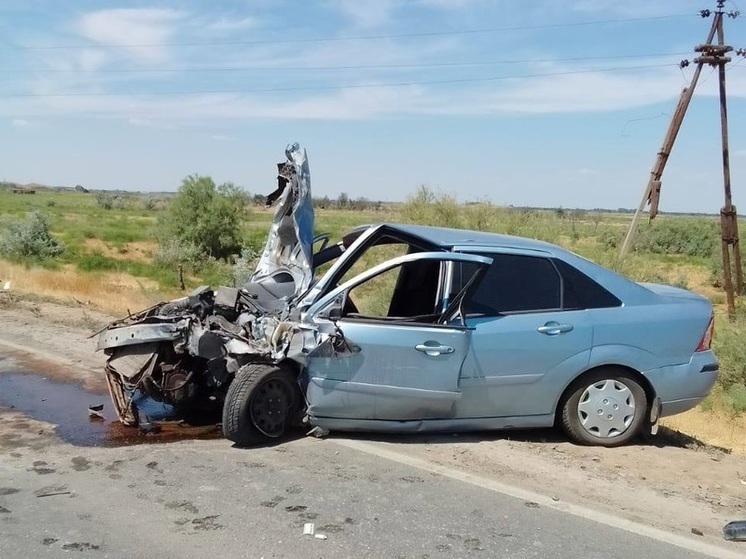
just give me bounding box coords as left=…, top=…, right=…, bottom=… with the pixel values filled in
left=451, top=247, right=602, bottom=418
left=303, top=251, right=491, bottom=422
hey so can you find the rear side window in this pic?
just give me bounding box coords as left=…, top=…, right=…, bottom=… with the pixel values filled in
left=462, top=254, right=561, bottom=314
left=553, top=259, right=621, bottom=309
left=453, top=253, right=621, bottom=316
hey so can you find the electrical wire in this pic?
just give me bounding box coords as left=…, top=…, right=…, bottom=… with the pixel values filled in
left=0, top=51, right=691, bottom=74
left=0, top=62, right=674, bottom=98
left=0, top=13, right=696, bottom=51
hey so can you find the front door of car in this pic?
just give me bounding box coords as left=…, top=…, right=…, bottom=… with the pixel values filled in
left=303, top=252, right=492, bottom=422
left=451, top=251, right=594, bottom=418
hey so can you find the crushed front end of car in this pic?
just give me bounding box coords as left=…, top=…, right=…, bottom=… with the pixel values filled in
left=96, top=142, right=328, bottom=427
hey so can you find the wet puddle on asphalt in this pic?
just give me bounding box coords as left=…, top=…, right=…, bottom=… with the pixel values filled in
left=0, top=372, right=222, bottom=447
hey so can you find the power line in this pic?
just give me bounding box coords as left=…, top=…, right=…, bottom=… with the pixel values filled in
left=0, top=62, right=674, bottom=98
left=0, top=51, right=691, bottom=74
left=1, top=14, right=695, bottom=51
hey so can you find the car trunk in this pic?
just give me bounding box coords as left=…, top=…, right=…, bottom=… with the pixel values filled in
left=637, top=282, right=710, bottom=305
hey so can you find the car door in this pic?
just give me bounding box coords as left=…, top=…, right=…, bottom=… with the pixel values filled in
left=452, top=250, right=594, bottom=418
left=303, top=251, right=491, bottom=422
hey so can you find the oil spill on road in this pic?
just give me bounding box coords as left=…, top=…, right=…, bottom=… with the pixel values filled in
left=0, top=372, right=221, bottom=447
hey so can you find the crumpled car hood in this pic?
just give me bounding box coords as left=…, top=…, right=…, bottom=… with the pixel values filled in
left=249, top=142, right=314, bottom=298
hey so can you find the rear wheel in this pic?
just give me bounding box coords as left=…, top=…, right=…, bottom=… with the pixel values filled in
left=222, top=363, right=299, bottom=447
left=560, top=368, right=647, bottom=447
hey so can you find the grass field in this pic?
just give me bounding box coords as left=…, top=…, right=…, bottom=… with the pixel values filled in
left=1, top=187, right=745, bottom=448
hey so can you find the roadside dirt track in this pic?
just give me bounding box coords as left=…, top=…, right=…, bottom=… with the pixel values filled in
left=0, top=299, right=745, bottom=551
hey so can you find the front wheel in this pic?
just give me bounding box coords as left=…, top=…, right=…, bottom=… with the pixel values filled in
left=222, top=363, right=300, bottom=447
left=560, top=369, right=647, bottom=447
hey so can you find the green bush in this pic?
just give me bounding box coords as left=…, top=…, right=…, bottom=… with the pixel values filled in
left=634, top=218, right=718, bottom=258
left=154, top=238, right=206, bottom=271
left=96, top=193, right=114, bottom=210
left=232, top=247, right=258, bottom=287
left=401, top=186, right=462, bottom=228
left=712, top=313, right=746, bottom=388
left=724, top=384, right=746, bottom=414
left=158, top=175, right=248, bottom=259
left=0, top=211, right=65, bottom=261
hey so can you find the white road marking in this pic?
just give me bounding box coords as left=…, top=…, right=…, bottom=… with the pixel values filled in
left=333, top=438, right=743, bottom=559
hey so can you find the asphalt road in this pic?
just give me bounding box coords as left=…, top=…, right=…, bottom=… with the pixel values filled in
left=0, top=358, right=735, bottom=559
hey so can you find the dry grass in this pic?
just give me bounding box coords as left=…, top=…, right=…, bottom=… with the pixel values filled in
left=83, top=239, right=156, bottom=263
left=661, top=407, right=746, bottom=455
left=0, top=260, right=174, bottom=315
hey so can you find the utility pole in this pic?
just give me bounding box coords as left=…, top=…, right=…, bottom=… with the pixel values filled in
left=619, top=10, right=718, bottom=259
left=618, top=2, right=743, bottom=319
left=710, top=5, right=741, bottom=317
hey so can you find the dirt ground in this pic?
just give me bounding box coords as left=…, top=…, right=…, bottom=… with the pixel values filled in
left=0, top=297, right=745, bottom=549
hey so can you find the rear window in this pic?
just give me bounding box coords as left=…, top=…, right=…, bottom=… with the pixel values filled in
left=461, top=254, right=562, bottom=314
left=453, top=253, right=621, bottom=315
left=552, top=258, right=621, bottom=309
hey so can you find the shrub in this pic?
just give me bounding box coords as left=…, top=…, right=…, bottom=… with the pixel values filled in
left=401, top=186, right=462, bottom=228
left=96, top=193, right=114, bottom=210
left=712, top=313, right=746, bottom=388
left=400, top=185, right=436, bottom=224
left=634, top=218, right=718, bottom=258
left=0, top=211, right=65, bottom=261
left=232, top=247, right=258, bottom=286
left=154, top=238, right=206, bottom=271
left=158, top=175, right=248, bottom=259
left=724, top=384, right=746, bottom=414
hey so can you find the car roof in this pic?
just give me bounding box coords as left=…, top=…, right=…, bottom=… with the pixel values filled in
left=348, top=223, right=660, bottom=305
left=358, top=223, right=559, bottom=253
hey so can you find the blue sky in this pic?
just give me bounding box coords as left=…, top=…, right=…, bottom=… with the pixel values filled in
left=1, top=0, right=745, bottom=213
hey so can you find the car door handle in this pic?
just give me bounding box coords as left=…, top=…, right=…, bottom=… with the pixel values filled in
left=415, top=343, right=455, bottom=356
left=537, top=322, right=574, bottom=335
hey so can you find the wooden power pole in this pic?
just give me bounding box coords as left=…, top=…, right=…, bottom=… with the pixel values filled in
left=619, top=2, right=743, bottom=318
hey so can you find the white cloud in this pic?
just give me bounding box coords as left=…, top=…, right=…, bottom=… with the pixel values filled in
left=127, top=117, right=176, bottom=130
left=206, top=16, right=256, bottom=32
left=76, top=8, right=185, bottom=64
left=577, top=168, right=598, bottom=176
left=418, top=0, right=480, bottom=8
left=568, top=0, right=702, bottom=18
left=6, top=59, right=746, bottom=123
left=11, top=118, right=38, bottom=127
left=128, top=117, right=153, bottom=127
left=78, top=49, right=108, bottom=72
left=330, top=0, right=398, bottom=28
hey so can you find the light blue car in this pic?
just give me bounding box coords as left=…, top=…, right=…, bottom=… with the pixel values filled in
left=98, top=143, right=718, bottom=448
left=269, top=222, right=718, bottom=448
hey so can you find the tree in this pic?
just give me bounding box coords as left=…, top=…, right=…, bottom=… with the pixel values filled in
left=159, top=175, right=248, bottom=259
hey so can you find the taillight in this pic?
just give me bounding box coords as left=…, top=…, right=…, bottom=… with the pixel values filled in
left=696, top=314, right=715, bottom=352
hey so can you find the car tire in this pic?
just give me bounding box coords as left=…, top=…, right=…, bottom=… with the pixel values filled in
left=560, top=368, right=647, bottom=447
left=222, top=362, right=299, bottom=447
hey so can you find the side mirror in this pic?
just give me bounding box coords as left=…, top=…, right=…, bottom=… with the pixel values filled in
left=327, top=306, right=342, bottom=321
left=315, top=292, right=347, bottom=321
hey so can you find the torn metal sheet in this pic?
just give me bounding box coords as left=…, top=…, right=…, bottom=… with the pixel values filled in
left=250, top=142, right=314, bottom=298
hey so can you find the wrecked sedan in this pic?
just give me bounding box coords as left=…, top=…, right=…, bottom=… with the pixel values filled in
left=98, top=144, right=718, bottom=448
